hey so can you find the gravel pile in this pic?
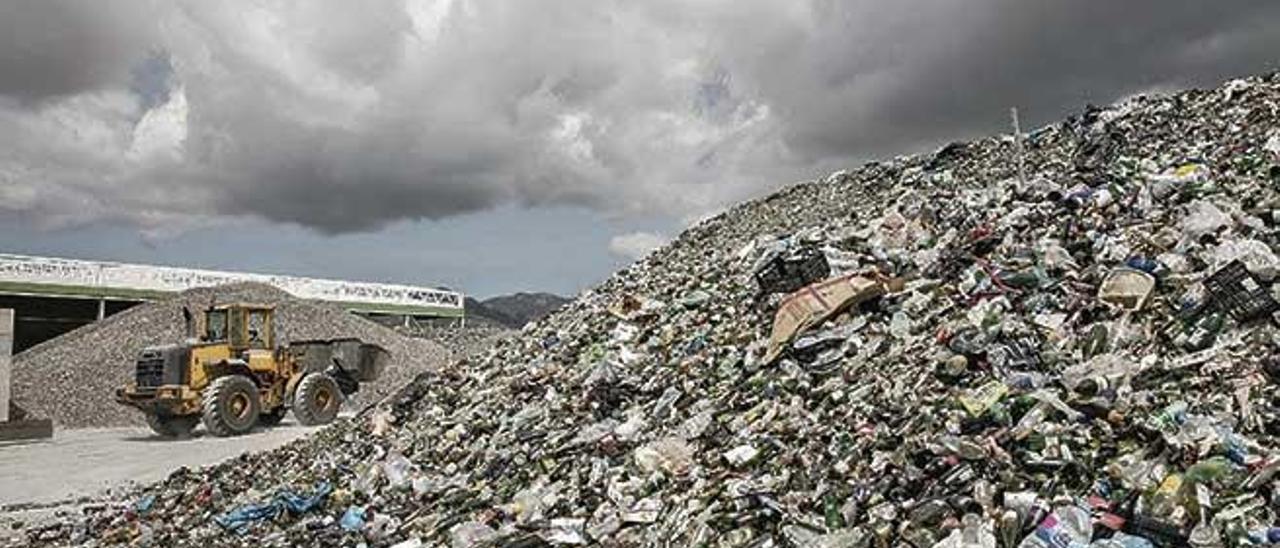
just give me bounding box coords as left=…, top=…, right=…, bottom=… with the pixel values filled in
left=19, top=73, right=1280, bottom=547
left=11, top=282, right=451, bottom=428
left=397, top=322, right=513, bottom=360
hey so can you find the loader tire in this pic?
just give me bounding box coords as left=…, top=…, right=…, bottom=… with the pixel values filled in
left=293, top=373, right=342, bottom=426
left=258, top=407, right=287, bottom=427
left=146, top=414, right=198, bottom=438
left=202, top=375, right=260, bottom=437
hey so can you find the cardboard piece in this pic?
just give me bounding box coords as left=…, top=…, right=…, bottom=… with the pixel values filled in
left=765, top=274, right=899, bottom=363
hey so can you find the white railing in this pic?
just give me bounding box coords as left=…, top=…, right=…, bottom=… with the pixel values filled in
left=0, top=254, right=463, bottom=312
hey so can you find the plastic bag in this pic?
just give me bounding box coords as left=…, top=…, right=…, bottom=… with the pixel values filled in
left=634, top=437, right=695, bottom=476
left=1018, top=506, right=1092, bottom=548
left=449, top=521, right=498, bottom=548
left=933, top=514, right=997, bottom=548
left=1181, top=200, right=1231, bottom=238
left=1212, top=239, right=1280, bottom=281
left=382, top=451, right=415, bottom=489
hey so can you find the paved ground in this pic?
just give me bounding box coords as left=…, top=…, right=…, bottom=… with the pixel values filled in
left=0, top=418, right=324, bottom=541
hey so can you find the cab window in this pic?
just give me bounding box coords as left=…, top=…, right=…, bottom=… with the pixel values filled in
left=247, top=309, right=269, bottom=349
left=205, top=310, right=228, bottom=341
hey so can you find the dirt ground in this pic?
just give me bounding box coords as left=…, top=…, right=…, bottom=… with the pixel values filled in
left=0, top=418, right=328, bottom=542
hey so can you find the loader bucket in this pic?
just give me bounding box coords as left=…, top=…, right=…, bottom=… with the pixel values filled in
left=356, top=343, right=390, bottom=382
left=289, top=338, right=389, bottom=382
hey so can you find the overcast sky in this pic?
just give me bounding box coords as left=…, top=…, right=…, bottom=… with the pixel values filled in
left=2, top=1, right=1279, bottom=298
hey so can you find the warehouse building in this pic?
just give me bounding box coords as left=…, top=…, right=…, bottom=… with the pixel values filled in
left=0, top=254, right=463, bottom=353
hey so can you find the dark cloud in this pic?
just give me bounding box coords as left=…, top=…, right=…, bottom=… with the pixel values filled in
left=0, top=0, right=155, bottom=102
left=1, top=0, right=1278, bottom=236
left=765, top=0, right=1280, bottom=158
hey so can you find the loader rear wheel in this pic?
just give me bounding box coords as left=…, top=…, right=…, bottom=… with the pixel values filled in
left=293, top=373, right=342, bottom=426
left=146, top=414, right=198, bottom=438
left=202, top=375, right=260, bottom=437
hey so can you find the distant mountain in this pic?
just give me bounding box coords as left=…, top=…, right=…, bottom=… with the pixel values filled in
left=471, top=292, right=569, bottom=328
left=462, top=297, right=518, bottom=328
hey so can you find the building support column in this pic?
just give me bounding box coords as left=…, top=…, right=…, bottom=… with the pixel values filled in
left=97, top=299, right=106, bottom=321
left=0, top=309, right=12, bottom=423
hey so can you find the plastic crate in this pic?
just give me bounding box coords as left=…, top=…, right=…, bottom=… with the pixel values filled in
left=1203, top=260, right=1278, bottom=321
left=754, top=247, right=831, bottom=295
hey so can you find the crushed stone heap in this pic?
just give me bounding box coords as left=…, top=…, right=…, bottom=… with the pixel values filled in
left=20, top=73, right=1280, bottom=547
left=395, top=321, right=514, bottom=361
left=11, top=282, right=451, bottom=428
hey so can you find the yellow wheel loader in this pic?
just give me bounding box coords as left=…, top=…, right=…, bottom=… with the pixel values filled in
left=115, top=303, right=388, bottom=437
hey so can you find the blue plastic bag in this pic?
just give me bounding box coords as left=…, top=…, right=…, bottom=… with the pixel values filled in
left=214, top=481, right=333, bottom=534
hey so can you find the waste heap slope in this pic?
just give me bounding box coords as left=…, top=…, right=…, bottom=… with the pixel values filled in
left=11, top=282, right=451, bottom=428
left=22, top=73, right=1280, bottom=547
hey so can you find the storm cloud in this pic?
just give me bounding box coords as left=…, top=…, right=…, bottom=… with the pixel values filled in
left=2, top=0, right=1279, bottom=235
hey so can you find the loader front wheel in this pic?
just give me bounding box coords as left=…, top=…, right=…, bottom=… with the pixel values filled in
left=202, top=375, right=260, bottom=437
left=146, top=414, right=198, bottom=438
left=293, top=373, right=342, bottom=426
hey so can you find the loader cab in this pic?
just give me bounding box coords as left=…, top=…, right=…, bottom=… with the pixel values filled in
left=203, top=304, right=274, bottom=351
